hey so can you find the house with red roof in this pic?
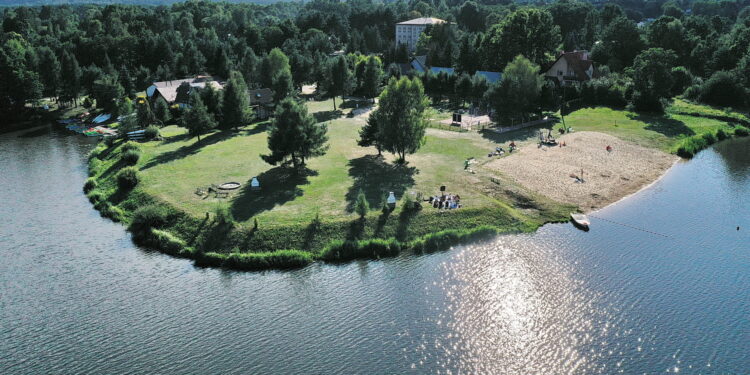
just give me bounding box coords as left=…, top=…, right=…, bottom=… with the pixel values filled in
left=544, top=51, right=597, bottom=86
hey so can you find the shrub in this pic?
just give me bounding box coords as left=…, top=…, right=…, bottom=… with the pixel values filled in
left=354, top=189, right=369, bottom=218
left=214, top=204, right=235, bottom=225
left=83, top=178, right=97, bottom=193
left=129, top=205, right=171, bottom=233
left=735, top=126, right=749, bottom=137
left=410, top=226, right=499, bottom=254
left=116, top=167, right=140, bottom=190
left=698, top=71, right=747, bottom=108
left=716, top=128, right=729, bottom=141
left=676, top=135, right=709, bottom=158
left=121, top=141, right=139, bottom=152
left=87, top=190, right=104, bottom=204
left=89, top=144, right=106, bottom=159
left=319, top=238, right=401, bottom=261
left=94, top=201, right=123, bottom=222
left=144, top=125, right=160, bottom=140
left=122, top=149, right=141, bottom=165
left=149, top=229, right=186, bottom=255
left=88, top=158, right=101, bottom=176
left=701, top=131, right=717, bottom=145
left=223, top=250, right=314, bottom=270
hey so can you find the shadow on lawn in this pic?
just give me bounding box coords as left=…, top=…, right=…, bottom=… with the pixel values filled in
left=479, top=121, right=558, bottom=145
left=142, top=130, right=234, bottom=170
left=313, top=110, right=343, bottom=123
left=231, top=166, right=317, bottom=222
left=628, top=113, right=695, bottom=137
left=344, top=155, right=417, bottom=213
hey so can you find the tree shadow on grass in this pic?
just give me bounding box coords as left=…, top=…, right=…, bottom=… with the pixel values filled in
left=313, top=110, right=343, bottom=123
left=628, top=113, right=695, bottom=137
left=479, top=121, right=558, bottom=145
left=344, top=155, right=417, bottom=213
left=141, top=130, right=234, bottom=170
left=242, top=121, right=269, bottom=136
left=231, top=166, right=317, bottom=222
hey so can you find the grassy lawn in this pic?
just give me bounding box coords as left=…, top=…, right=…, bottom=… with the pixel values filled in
left=484, top=99, right=747, bottom=153
left=87, top=98, right=573, bottom=257
left=132, top=99, right=539, bottom=228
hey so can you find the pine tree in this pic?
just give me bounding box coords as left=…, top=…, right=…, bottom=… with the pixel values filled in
left=220, top=71, right=252, bottom=130
left=153, top=96, right=170, bottom=124
left=355, top=189, right=369, bottom=219
left=263, top=98, right=328, bottom=169
left=182, top=91, right=216, bottom=141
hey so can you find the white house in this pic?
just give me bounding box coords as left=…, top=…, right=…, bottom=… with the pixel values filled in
left=395, top=17, right=446, bottom=52
left=544, top=51, right=597, bottom=86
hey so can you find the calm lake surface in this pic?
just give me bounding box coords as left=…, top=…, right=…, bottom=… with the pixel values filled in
left=1, top=124, right=748, bottom=374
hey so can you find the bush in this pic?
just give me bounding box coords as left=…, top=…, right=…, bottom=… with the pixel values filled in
left=716, top=128, right=729, bottom=141
left=148, top=229, right=187, bottom=255
left=116, top=167, right=140, bottom=190
left=121, top=141, right=139, bottom=152
left=676, top=135, right=709, bottom=158
left=89, top=144, right=106, bottom=159
left=94, top=201, right=123, bottom=222
left=735, top=126, right=749, bottom=137
left=144, top=125, right=160, bottom=140
left=214, top=204, right=235, bottom=225
left=88, top=158, right=101, bottom=176
left=87, top=190, right=104, bottom=204
left=698, top=71, right=747, bottom=108
left=129, top=205, right=171, bottom=233
left=320, top=238, right=401, bottom=261
left=83, top=178, right=97, bottom=193
left=410, top=226, right=499, bottom=254
left=702, top=131, right=717, bottom=145
left=222, top=250, right=314, bottom=270
left=122, top=149, right=141, bottom=165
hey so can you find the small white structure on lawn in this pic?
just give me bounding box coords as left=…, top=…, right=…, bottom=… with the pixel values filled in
left=387, top=192, right=397, bottom=204
left=251, top=177, right=260, bottom=191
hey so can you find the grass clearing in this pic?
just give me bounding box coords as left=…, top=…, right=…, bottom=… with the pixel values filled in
left=87, top=98, right=572, bottom=269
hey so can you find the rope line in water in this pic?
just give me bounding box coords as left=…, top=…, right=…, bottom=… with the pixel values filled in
left=588, top=214, right=672, bottom=238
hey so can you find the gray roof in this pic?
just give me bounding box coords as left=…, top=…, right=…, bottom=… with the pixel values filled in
left=150, top=76, right=224, bottom=103
left=397, top=17, right=446, bottom=26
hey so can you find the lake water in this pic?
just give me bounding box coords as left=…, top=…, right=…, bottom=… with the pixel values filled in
left=1, top=124, right=748, bottom=374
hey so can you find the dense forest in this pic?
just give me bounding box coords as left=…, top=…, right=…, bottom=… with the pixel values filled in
left=1, top=0, right=749, bottom=123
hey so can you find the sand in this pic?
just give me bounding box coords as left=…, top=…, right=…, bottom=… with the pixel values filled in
left=483, top=131, right=679, bottom=212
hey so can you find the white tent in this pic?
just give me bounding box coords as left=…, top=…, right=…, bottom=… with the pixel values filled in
left=251, top=177, right=260, bottom=191
left=386, top=192, right=397, bottom=204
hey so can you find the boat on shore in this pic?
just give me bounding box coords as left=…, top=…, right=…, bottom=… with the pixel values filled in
left=570, top=213, right=590, bottom=231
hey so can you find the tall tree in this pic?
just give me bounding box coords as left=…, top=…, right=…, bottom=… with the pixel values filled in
left=136, top=98, right=155, bottom=128
left=485, top=55, right=543, bottom=122
left=362, top=77, right=428, bottom=162
left=181, top=91, right=216, bottom=141
left=272, top=68, right=294, bottom=102
left=482, top=8, right=561, bottom=70
left=153, top=96, right=170, bottom=124
left=220, top=71, right=252, bottom=130
left=630, top=48, right=677, bottom=112
left=327, top=55, right=352, bottom=111
left=361, top=56, right=383, bottom=102
left=263, top=98, right=328, bottom=168
left=60, top=50, right=82, bottom=106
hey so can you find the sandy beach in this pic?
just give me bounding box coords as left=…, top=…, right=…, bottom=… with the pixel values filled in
left=483, top=131, right=679, bottom=212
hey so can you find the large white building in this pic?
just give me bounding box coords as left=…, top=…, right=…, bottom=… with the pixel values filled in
left=395, top=17, right=446, bottom=52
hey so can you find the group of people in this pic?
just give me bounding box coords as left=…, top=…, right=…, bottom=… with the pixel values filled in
left=429, top=194, right=462, bottom=210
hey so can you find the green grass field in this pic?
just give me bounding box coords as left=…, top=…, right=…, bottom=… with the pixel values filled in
left=88, top=98, right=572, bottom=260
left=86, top=97, right=746, bottom=268
left=543, top=99, right=747, bottom=152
